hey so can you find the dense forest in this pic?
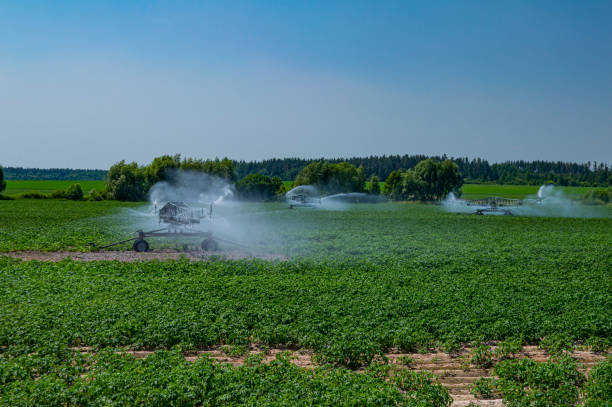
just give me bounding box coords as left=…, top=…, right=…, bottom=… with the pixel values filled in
left=3, top=167, right=106, bottom=181
left=236, top=156, right=611, bottom=187
left=3, top=155, right=611, bottom=186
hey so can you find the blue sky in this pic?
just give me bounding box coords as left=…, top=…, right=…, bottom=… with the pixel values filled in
left=1, top=1, right=611, bottom=168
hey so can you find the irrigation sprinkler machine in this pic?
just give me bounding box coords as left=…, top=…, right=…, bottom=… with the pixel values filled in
left=285, top=185, right=322, bottom=209
left=94, top=201, right=228, bottom=252
left=466, top=197, right=521, bottom=215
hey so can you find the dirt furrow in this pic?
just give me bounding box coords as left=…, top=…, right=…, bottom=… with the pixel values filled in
left=4, top=250, right=287, bottom=262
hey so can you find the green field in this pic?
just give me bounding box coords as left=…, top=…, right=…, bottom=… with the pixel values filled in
left=0, top=199, right=610, bottom=405
left=289, top=181, right=597, bottom=200
left=2, top=179, right=599, bottom=202
left=3, top=179, right=105, bottom=196
left=460, top=184, right=594, bottom=200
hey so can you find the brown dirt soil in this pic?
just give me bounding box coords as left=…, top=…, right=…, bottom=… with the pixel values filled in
left=4, top=250, right=288, bottom=262
left=74, top=344, right=608, bottom=407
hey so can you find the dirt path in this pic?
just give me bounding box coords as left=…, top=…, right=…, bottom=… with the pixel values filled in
left=3, top=250, right=288, bottom=262
left=74, top=344, right=608, bottom=407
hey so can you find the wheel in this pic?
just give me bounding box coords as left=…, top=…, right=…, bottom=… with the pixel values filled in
left=201, top=238, right=219, bottom=251
left=133, top=239, right=149, bottom=252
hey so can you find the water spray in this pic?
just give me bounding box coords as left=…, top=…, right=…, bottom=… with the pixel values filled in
left=443, top=184, right=609, bottom=218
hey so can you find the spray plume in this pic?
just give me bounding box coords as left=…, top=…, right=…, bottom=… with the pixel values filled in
left=285, top=185, right=386, bottom=210
left=443, top=184, right=609, bottom=218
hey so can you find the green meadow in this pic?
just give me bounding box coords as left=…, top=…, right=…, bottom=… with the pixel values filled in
left=2, top=179, right=598, bottom=201
left=460, top=184, right=593, bottom=200
left=3, top=180, right=105, bottom=196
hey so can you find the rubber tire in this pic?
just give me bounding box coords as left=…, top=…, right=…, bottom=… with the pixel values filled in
left=201, top=238, right=219, bottom=251
left=133, top=239, right=150, bottom=252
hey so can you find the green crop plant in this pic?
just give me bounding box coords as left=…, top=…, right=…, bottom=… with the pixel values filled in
left=470, top=343, right=494, bottom=369
left=221, top=344, right=249, bottom=358
left=1, top=348, right=449, bottom=406
left=538, top=333, right=574, bottom=357
left=470, top=377, right=497, bottom=399
left=584, top=360, right=612, bottom=406
left=586, top=336, right=610, bottom=353
left=392, top=369, right=452, bottom=407
left=494, top=356, right=585, bottom=407
left=494, top=336, right=523, bottom=360
left=397, top=355, right=414, bottom=366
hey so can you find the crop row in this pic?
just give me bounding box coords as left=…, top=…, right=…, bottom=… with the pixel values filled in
left=0, top=347, right=452, bottom=406
left=2, top=344, right=610, bottom=406
left=469, top=356, right=612, bottom=406
left=1, top=257, right=610, bottom=367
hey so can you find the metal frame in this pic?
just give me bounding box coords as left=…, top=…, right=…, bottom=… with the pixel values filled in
left=93, top=228, right=215, bottom=251
left=91, top=202, right=246, bottom=252
left=474, top=208, right=514, bottom=216
left=466, top=197, right=522, bottom=207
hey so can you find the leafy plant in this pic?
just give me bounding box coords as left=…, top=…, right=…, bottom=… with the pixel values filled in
left=586, top=336, right=610, bottom=353
left=221, top=344, right=249, bottom=358
left=539, top=333, right=574, bottom=357
left=494, top=356, right=585, bottom=407
left=584, top=360, right=612, bottom=406
left=494, top=336, right=523, bottom=360
left=397, top=355, right=414, bottom=366
left=470, top=377, right=497, bottom=399
left=440, top=338, right=461, bottom=354
left=393, top=369, right=452, bottom=407
left=470, top=343, right=494, bottom=369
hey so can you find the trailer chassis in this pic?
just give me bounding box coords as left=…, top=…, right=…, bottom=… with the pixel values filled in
left=93, top=228, right=219, bottom=252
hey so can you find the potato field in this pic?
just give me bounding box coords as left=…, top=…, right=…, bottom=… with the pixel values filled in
left=1, top=200, right=611, bottom=406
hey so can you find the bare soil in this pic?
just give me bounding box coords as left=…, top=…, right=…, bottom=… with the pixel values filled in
left=4, top=250, right=288, bottom=262
left=73, top=344, right=608, bottom=407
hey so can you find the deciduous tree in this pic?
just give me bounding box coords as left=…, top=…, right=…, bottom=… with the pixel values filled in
left=105, top=161, right=147, bottom=201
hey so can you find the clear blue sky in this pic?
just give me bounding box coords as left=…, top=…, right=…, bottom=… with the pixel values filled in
left=1, top=0, right=611, bottom=168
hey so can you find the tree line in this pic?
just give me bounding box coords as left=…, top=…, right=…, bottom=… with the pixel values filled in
left=235, top=156, right=611, bottom=187
left=4, top=157, right=608, bottom=203
left=101, top=155, right=464, bottom=202
left=104, top=155, right=284, bottom=202
left=4, top=156, right=610, bottom=187
left=5, top=156, right=610, bottom=204
left=2, top=167, right=106, bottom=180
left=0, top=166, right=86, bottom=201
